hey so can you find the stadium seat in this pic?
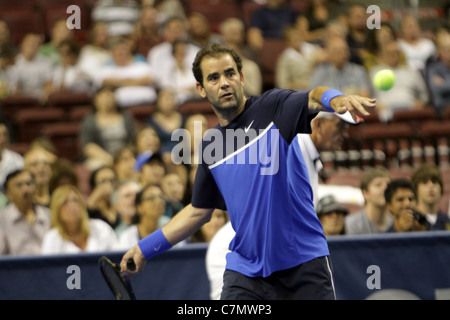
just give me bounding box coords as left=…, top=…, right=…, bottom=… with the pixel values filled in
left=349, top=122, right=418, bottom=168
left=42, top=122, right=81, bottom=162
left=14, top=108, right=66, bottom=143
left=179, top=99, right=213, bottom=115
left=0, top=10, right=45, bottom=45
left=188, top=1, right=242, bottom=33
left=126, top=104, right=156, bottom=124
left=419, top=120, right=450, bottom=166
left=391, top=108, right=437, bottom=124
left=260, top=38, right=286, bottom=90
left=46, top=91, right=92, bottom=112
left=0, top=95, right=40, bottom=123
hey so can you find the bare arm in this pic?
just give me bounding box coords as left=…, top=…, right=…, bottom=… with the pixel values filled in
left=308, top=86, right=376, bottom=122
left=120, top=204, right=214, bottom=273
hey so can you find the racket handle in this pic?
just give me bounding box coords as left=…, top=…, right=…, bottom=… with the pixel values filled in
left=126, top=259, right=136, bottom=271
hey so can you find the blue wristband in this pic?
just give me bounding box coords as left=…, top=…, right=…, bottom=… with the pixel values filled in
left=138, top=228, right=172, bottom=260
left=321, top=89, right=344, bottom=112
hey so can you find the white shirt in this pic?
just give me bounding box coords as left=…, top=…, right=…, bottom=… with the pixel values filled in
left=0, top=149, right=24, bottom=191
left=95, top=61, right=157, bottom=107
left=40, top=219, right=118, bottom=255
left=398, top=38, right=436, bottom=72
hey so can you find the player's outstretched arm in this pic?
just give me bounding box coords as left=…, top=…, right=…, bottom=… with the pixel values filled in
left=120, top=204, right=214, bottom=273
left=308, top=86, right=376, bottom=123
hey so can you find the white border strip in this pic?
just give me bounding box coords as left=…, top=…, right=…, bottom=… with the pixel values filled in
left=208, top=122, right=275, bottom=170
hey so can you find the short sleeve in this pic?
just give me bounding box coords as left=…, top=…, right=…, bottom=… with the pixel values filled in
left=191, top=161, right=227, bottom=210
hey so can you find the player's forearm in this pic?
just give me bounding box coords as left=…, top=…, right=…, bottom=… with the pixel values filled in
left=162, top=204, right=214, bottom=245
left=308, top=86, right=332, bottom=112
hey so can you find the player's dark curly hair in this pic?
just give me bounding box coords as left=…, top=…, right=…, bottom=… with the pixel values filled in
left=192, top=44, right=243, bottom=87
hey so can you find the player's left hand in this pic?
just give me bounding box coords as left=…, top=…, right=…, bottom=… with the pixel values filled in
left=331, top=95, right=376, bottom=123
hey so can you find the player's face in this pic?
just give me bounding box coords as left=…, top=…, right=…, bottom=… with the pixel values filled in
left=196, top=54, right=245, bottom=113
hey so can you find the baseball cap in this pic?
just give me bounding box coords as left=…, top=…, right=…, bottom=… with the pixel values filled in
left=316, top=195, right=349, bottom=216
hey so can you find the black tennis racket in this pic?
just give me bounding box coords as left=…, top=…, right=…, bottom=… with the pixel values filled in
left=98, top=256, right=136, bottom=300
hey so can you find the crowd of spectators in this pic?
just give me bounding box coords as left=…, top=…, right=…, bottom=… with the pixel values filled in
left=0, top=0, right=449, bottom=256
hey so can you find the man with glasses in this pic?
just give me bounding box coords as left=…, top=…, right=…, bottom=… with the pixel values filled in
left=0, top=169, right=51, bottom=255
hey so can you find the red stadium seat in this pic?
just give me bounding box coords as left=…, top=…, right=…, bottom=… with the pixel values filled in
left=14, top=108, right=66, bottom=143
left=188, top=1, right=242, bottom=33
left=260, top=38, right=286, bottom=90
left=42, top=121, right=81, bottom=162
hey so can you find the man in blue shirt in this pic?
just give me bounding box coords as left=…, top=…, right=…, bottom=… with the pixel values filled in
left=121, top=44, right=376, bottom=299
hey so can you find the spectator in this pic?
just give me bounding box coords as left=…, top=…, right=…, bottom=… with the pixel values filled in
left=50, top=39, right=91, bottom=93
left=305, top=112, right=350, bottom=206
left=363, top=22, right=399, bottom=71
left=80, top=86, right=137, bottom=170
left=190, top=209, right=228, bottom=243
left=426, top=32, right=450, bottom=115
left=113, top=145, right=138, bottom=183
left=398, top=15, right=436, bottom=73
left=134, top=151, right=166, bottom=188
left=132, top=5, right=163, bottom=57
left=370, top=41, right=429, bottom=122
left=219, top=18, right=262, bottom=97
left=78, top=22, right=112, bottom=82
left=48, top=158, right=79, bottom=195
left=385, top=178, right=429, bottom=232
left=0, top=122, right=24, bottom=193
left=296, top=0, right=341, bottom=45
left=345, top=3, right=369, bottom=65
left=247, top=0, right=299, bottom=52
left=117, top=183, right=170, bottom=249
left=411, top=163, right=450, bottom=231
left=134, top=125, right=162, bottom=155
left=310, top=37, right=371, bottom=97
left=91, top=0, right=140, bottom=37
left=147, top=88, right=185, bottom=155
left=345, top=167, right=392, bottom=234
left=41, top=185, right=117, bottom=254
left=160, top=172, right=185, bottom=218
left=0, top=169, right=51, bottom=255
left=38, top=19, right=74, bottom=67
left=24, top=147, right=53, bottom=207
left=147, top=16, right=200, bottom=86
left=0, top=20, right=14, bottom=51
left=275, top=25, right=320, bottom=91
left=8, top=33, right=53, bottom=102
left=157, top=41, right=201, bottom=104
left=86, top=165, right=119, bottom=229
left=0, top=19, right=16, bottom=97
left=95, top=37, right=157, bottom=107
left=111, top=179, right=141, bottom=236
left=187, top=12, right=222, bottom=48
left=316, top=194, right=348, bottom=236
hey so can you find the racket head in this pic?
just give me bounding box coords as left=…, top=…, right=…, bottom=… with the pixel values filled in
left=98, top=256, right=136, bottom=300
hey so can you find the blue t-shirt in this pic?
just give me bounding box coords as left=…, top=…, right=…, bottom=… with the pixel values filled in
left=191, top=89, right=329, bottom=277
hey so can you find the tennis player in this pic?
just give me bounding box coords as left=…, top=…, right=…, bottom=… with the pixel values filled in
left=120, top=44, right=376, bottom=299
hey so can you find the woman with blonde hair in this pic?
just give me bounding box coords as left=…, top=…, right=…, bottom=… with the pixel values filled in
left=41, top=185, right=117, bottom=254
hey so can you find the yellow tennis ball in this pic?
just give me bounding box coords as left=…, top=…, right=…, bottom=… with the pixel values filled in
left=373, top=69, right=396, bottom=91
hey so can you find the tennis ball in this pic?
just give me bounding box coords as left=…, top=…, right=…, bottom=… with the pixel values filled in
left=373, top=69, right=396, bottom=91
